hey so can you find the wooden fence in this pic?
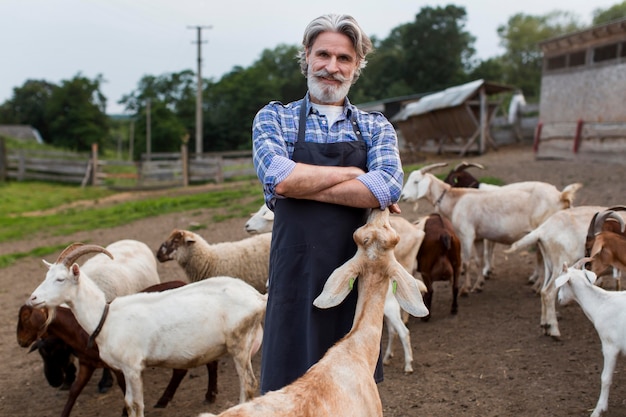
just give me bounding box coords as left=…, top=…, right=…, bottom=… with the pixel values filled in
left=0, top=140, right=255, bottom=189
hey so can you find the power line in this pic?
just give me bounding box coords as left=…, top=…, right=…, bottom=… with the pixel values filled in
left=188, top=25, right=212, bottom=159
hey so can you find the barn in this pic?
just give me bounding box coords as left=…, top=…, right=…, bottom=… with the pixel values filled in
left=390, top=79, right=514, bottom=156
left=535, top=17, right=626, bottom=163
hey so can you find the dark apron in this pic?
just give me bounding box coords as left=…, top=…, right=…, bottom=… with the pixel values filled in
left=260, top=100, right=383, bottom=393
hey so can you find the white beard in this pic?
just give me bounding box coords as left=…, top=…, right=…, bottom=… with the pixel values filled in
left=307, top=68, right=352, bottom=104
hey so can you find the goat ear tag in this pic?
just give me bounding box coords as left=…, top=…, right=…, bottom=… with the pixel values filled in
left=555, top=275, right=569, bottom=288
left=392, top=280, right=398, bottom=294
left=349, top=277, right=355, bottom=290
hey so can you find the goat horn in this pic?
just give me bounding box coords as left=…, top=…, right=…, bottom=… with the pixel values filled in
left=593, top=210, right=625, bottom=235
left=606, top=205, right=626, bottom=212
left=572, top=257, right=593, bottom=269
left=452, top=161, right=485, bottom=172
left=58, top=243, right=113, bottom=268
left=419, top=162, right=448, bottom=173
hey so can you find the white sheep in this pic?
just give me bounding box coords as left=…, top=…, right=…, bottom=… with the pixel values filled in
left=156, top=229, right=271, bottom=293
left=197, top=208, right=429, bottom=417
left=400, top=164, right=581, bottom=295
left=555, top=259, right=626, bottom=417
left=27, top=243, right=267, bottom=417
left=243, top=204, right=425, bottom=373
left=504, top=206, right=610, bottom=338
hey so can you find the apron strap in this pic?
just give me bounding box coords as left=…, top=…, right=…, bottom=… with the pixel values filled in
left=298, top=98, right=364, bottom=143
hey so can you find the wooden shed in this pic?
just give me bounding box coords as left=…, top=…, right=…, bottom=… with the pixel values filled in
left=535, top=17, right=626, bottom=163
left=391, top=79, right=514, bottom=156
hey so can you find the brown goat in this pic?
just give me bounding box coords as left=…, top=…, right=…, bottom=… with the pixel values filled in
left=585, top=207, right=626, bottom=289
left=587, top=210, right=626, bottom=285
left=17, top=280, right=218, bottom=417
left=416, top=213, right=462, bottom=321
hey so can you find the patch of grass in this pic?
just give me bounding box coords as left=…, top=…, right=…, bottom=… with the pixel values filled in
left=0, top=243, right=70, bottom=268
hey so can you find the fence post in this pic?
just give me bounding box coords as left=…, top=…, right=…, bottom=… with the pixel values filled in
left=181, top=142, right=189, bottom=187
left=91, top=143, right=99, bottom=186
left=0, top=137, right=6, bottom=182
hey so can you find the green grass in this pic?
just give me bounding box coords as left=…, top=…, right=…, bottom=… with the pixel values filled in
left=0, top=180, right=265, bottom=268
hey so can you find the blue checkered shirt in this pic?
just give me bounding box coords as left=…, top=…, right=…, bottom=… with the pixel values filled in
left=252, top=96, right=403, bottom=210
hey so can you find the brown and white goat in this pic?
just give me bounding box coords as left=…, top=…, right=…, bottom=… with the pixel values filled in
left=587, top=210, right=626, bottom=281
left=197, top=208, right=429, bottom=417
left=17, top=280, right=219, bottom=417
left=415, top=213, right=461, bottom=321
left=585, top=207, right=626, bottom=290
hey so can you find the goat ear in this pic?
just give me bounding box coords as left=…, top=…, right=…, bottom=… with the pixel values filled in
left=70, top=264, right=81, bottom=282
left=313, top=259, right=360, bottom=309
left=584, top=270, right=598, bottom=285
left=555, top=274, right=569, bottom=289
left=561, top=262, right=568, bottom=273
left=390, top=263, right=429, bottom=318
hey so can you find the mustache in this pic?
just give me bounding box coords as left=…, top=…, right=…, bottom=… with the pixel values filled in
left=312, top=69, right=348, bottom=83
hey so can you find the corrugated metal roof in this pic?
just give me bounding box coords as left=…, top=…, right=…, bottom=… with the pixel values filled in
left=391, top=79, right=513, bottom=122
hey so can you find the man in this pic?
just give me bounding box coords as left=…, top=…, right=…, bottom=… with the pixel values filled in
left=252, top=13, right=404, bottom=393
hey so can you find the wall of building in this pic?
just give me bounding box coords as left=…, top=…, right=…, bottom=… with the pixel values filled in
left=539, top=61, right=626, bottom=123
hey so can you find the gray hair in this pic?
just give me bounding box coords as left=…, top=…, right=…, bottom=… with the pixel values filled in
left=297, top=14, right=373, bottom=83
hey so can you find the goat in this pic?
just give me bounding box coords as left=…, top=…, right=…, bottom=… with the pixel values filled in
left=556, top=259, right=626, bottom=417
left=27, top=243, right=267, bottom=417
left=443, top=161, right=485, bottom=189
left=415, top=213, right=461, bottom=321
left=28, top=336, right=76, bottom=390
left=585, top=207, right=626, bottom=290
left=26, top=239, right=160, bottom=396
left=197, top=208, right=429, bottom=417
left=504, top=206, right=614, bottom=338
left=242, top=203, right=424, bottom=373
left=17, top=280, right=218, bottom=417
left=156, top=229, right=271, bottom=293
left=401, top=163, right=581, bottom=295
left=587, top=210, right=626, bottom=279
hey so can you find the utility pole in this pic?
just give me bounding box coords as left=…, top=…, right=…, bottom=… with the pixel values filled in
left=188, top=25, right=212, bottom=159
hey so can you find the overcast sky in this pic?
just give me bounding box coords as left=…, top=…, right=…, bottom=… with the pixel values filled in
left=0, top=0, right=617, bottom=114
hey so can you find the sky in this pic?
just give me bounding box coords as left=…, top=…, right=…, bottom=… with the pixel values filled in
left=0, top=0, right=618, bottom=115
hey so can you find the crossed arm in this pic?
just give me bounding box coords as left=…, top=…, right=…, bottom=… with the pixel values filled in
left=275, top=162, right=401, bottom=213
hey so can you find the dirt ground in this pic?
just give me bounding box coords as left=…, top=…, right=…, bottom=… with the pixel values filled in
left=2, top=143, right=626, bottom=417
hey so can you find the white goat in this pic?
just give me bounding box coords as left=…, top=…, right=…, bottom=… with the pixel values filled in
left=156, top=229, right=271, bottom=293
left=504, top=206, right=611, bottom=338
left=27, top=243, right=267, bottom=417
left=401, top=163, right=581, bottom=295
left=243, top=203, right=425, bottom=373
left=556, top=259, right=626, bottom=417
left=82, top=239, right=161, bottom=301
left=197, top=208, right=429, bottom=417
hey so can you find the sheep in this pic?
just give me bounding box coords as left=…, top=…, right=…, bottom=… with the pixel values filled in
left=27, top=243, right=267, bottom=417
left=242, top=203, right=424, bottom=373
left=196, top=208, right=429, bottom=417
left=504, top=205, right=612, bottom=338
left=555, top=259, right=626, bottom=417
left=401, top=163, right=581, bottom=295
left=415, top=213, right=461, bottom=321
left=156, top=229, right=271, bottom=293
left=17, top=280, right=218, bottom=417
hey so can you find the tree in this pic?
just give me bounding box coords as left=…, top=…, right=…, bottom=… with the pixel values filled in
left=592, top=1, right=626, bottom=25
left=0, top=79, right=56, bottom=142
left=45, top=74, right=109, bottom=151
left=496, top=12, right=582, bottom=99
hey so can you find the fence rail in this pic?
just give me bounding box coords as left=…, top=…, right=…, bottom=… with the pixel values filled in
left=0, top=140, right=254, bottom=189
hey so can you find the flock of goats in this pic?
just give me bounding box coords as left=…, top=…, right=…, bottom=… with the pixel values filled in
left=15, top=161, right=626, bottom=417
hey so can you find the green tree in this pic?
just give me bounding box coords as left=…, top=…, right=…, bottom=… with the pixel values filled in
left=119, top=70, right=196, bottom=158
left=45, top=74, right=109, bottom=151
left=497, top=12, right=582, bottom=99
left=593, top=1, right=626, bottom=24
left=0, top=79, right=56, bottom=142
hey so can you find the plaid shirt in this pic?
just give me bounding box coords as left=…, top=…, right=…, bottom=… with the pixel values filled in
left=252, top=95, right=403, bottom=210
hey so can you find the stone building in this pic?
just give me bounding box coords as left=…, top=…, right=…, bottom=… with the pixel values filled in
left=535, top=17, right=626, bottom=163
